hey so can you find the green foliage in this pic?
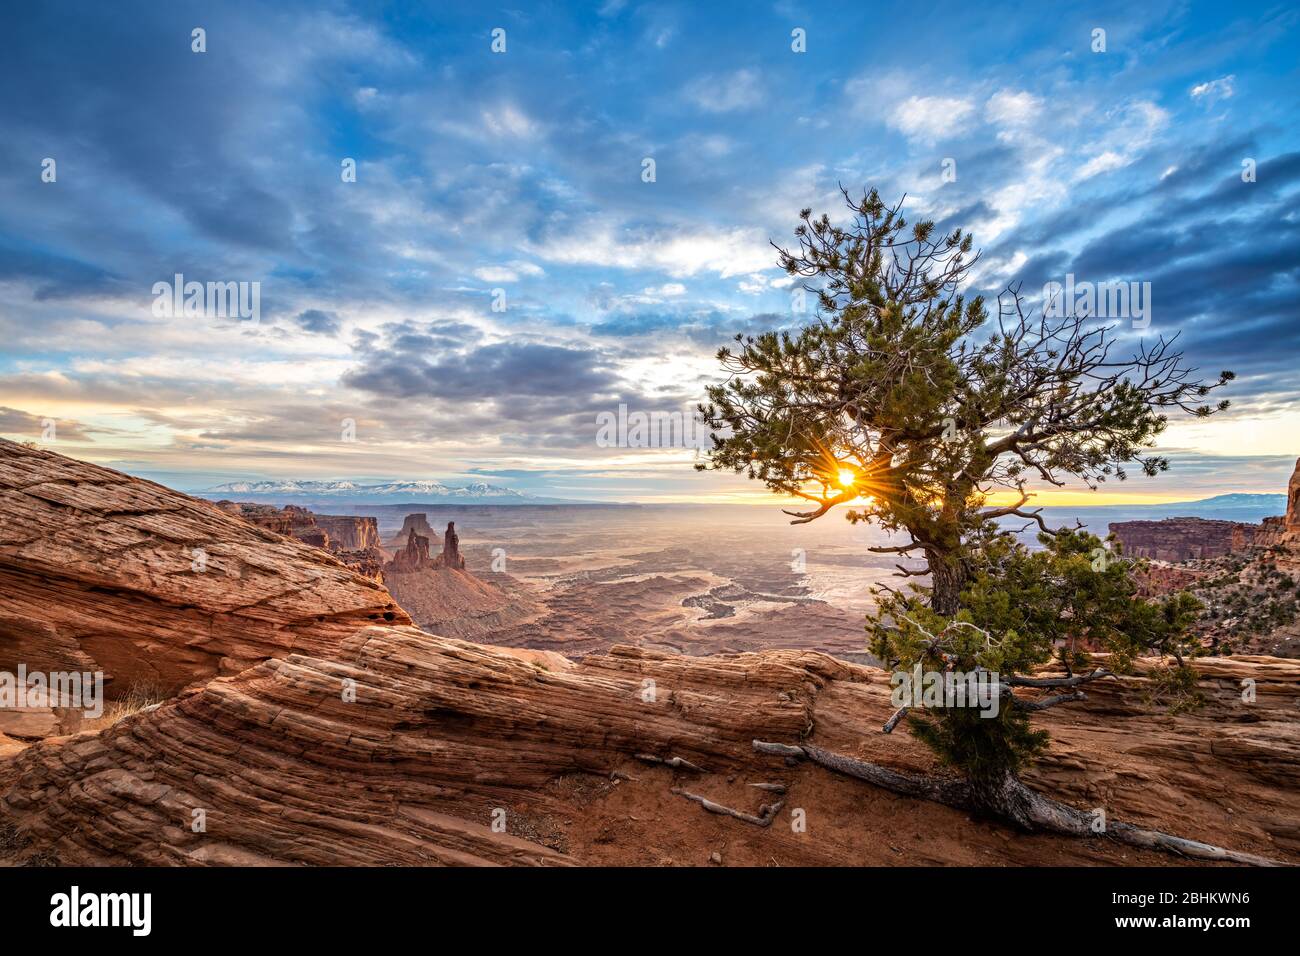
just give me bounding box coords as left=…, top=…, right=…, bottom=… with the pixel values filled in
left=868, top=528, right=1206, bottom=780
left=1146, top=664, right=1205, bottom=715
left=698, top=188, right=1232, bottom=615
left=694, top=188, right=1230, bottom=782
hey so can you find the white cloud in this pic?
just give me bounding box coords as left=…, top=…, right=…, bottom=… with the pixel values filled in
left=888, top=95, right=975, bottom=142
left=643, top=283, right=686, bottom=296
left=684, top=69, right=763, bottom=113
left=1190, top=75, right=1235, bottom=105
left=481, top=104, right=538, bottom=138
left=472, top=261, right=545, bottom=283
left=528, top=219, right=773, bottom=278
left=1073, top=100, right=1169, bottom=182
left=1076, top=150, right=1128, bottom=179
left=985, top=89, right=1042, bottom=127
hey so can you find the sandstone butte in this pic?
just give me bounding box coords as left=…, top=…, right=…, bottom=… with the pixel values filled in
left=1, top=438, right=1297, bottom=867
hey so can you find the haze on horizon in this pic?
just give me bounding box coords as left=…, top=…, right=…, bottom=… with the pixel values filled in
left=1, top=1, right=1298, bottom=507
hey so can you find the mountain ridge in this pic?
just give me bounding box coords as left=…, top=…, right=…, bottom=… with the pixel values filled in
left=196, top=477, right=586, bottom=505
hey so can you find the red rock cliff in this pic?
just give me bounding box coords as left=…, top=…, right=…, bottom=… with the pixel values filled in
left=1108, top=517, right=1253, bottom=562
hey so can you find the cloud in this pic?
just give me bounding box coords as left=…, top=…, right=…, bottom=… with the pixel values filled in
left=472, top=262, right=546, bottom=283
left=888, top=96, right=976, bottom=142
left=526, top=219, right=774, bottom=278
left=0, top=406, right=94, bottom=441
left=985, top=89, right=1042, bottom=127
left=343, top=339, right=618, bottom=404
left=1073, top=100, right=1169, bottom=181
left=481, top=104, right=539, bottom=138
left=684, top=69, right=763, bottom=113
left=296, top=309, right=341, bottom=335
left=1190, top=75, right=1235, bottom=105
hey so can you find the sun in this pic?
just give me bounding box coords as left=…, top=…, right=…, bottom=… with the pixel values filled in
left=837, top=468, right=857, bottom=489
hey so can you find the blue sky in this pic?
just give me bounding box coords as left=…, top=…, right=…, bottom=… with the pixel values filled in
left=1, top=0, right=1298, bottom=503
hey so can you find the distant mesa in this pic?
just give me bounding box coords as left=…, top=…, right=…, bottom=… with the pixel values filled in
left=214, top=501, right=386, bottom=583
left=386, top=512, right=437, bottom=551
left=1110, top=457, right=1300, bottom=562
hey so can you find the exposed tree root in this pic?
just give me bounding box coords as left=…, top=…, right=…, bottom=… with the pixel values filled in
left=636, top=753, right=705, bottom=773
left=671, top=787, right=784, bottom=827
left=753, top=740, right=1287, bottom=867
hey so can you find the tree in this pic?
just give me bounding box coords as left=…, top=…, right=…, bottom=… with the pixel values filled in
left=867, top=529, right=1206, bottom=814
left=705, top=189, right=1274, bottom=863
left=698, top=188, right=1232, bottom=615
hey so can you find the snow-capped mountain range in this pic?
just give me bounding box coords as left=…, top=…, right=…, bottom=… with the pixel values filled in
left=200, top=478, right=549, bottom=504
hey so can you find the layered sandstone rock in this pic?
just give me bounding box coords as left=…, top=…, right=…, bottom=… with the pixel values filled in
left=3, top=442, right=1298, bottom=867
left=1, top=625, right=1296, bottom=866
left=315, top=514, right=382, bottom=551
left=216, top=501, right=381, bottom=553
left=1109, top=518, right=1253, bottom=562
left=388, top=528, right=433, bottom=573
left=0, top=439, right=409, bottom=704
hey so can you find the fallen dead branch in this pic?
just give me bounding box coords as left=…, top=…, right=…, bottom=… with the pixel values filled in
left=671, top=787, right=784, bottom=827
left=753, top=739, right=1287, bottom=867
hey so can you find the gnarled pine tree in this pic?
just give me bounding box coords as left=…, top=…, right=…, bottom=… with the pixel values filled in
left=698, top=189, right=1274, bottom=864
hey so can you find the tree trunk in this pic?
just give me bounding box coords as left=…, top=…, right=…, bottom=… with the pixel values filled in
left=925, top=547, right=963, bottom=616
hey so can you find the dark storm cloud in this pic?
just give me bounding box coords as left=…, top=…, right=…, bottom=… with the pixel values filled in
left=984, top=150, right=1300, bottom=407
left=344, top=340, right=618, bottom=403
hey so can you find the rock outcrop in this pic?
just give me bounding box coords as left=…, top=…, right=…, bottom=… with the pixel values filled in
left=215, top=500, right=387, bottom=583
left=1108, top=517, right=1253, bottom=562
left=1253, top=458, right=1300, bottom=549
left=441, top=521, right=465, bottom=570
left=3, top=442, right=1298, bottom=867
left=1112, top=459, right=1300, bottom=562
left=386, top=513, right=437, bottom=551
left=2, top=625, right=1296, bottom=866
left=0, top=439, right=409, bottom=706
left=384, top=520, right=465, bottom=574
left=314, top=514, right=382, bottom=551
left=388, top=528, right=433, bottom=573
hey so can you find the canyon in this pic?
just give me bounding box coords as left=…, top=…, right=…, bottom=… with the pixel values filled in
left=1110, top=458, right=1300, bottom=563
left=2, top=438, right=1298, bottom=866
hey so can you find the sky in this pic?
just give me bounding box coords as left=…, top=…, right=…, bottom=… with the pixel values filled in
left=1, top=0, right=1298, bottom=505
